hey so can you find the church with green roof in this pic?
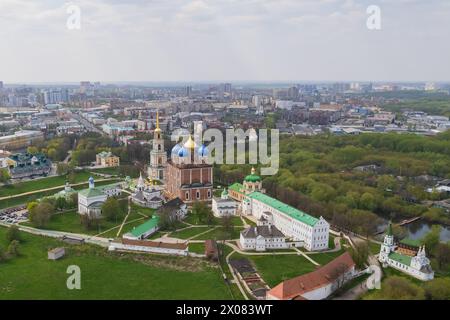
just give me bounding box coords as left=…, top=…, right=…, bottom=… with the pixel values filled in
left=379, top=223, right=434, bottom=281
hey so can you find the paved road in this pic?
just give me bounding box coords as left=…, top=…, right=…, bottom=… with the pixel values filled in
left=0, top=221, right=110, bottom=247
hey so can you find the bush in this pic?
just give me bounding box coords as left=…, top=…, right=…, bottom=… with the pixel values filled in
left=6, top=225, right=21, bottom=243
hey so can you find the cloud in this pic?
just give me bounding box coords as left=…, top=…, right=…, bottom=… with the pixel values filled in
left=0, top=0, right=449, bottom=82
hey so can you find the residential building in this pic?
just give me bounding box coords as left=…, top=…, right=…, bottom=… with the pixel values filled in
left=96, top=151, right=120, bottom=167
left=0, top=130, right=44, bottom=151
left=6, top=153, right=51, bottom=179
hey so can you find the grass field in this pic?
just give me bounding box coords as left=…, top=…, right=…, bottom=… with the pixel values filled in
left=193, top=226, right=244, bottom=240
left=0, top=180, right=120, bottom=210
left=189, top=242, right=206, bottom=254
left=0, top=171, right=97, bottom=197
left=21, top=210, right=126, bottom=236
left=231, top=252, right=317, bottom=287
left=309, top=249, right=346, bottom=265
left=89, top=167, right=120, bottom=175
left=169, top=227, right=212, bottom=239
left=0, top=227, right=233, bottom=300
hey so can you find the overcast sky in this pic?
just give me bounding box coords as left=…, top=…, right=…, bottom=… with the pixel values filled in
left=1, top=0, right=449, bottom=83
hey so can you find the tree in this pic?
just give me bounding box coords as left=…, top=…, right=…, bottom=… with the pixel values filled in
left=7, top=240, right=20, bottom=257
left=423, top=225, right=441, bottom=257
left=219, top=215, right=233, bottom=240
left=369, top=276, right=425, bottom=300
left=6, top=225, right=20, bottom=243
left=27, top=146, right=39, bottom=154
left=57, top=163, right=70, bottom=176
left=0, top=168, right=10, bottom=183
left=192, top=201, right=215, bottom=225
left=360, top=192, right=376, bottom=211
left=29, top=202, right=54, bottom=228
left=55, top=197, right=67, bottom=210
left=328, top=262, right=349, bottom=291
left=158, top=206, right=178, bottom=231
left=435, top=243, right=450, bottom=271
left=350, top=241, right=369, bottom=269
left=0, top=246, right=6, bottom=263
left=80, top=214, right=100, bottom=231
left=101, top=197, right=122, bottom=222
left=424, top=278, right=450, bottom=300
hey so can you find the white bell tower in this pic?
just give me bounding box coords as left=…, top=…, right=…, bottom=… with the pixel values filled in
left=148, top=111, right=167, bottom=182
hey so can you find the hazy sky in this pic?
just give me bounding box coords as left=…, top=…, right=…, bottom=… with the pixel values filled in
left=1, top=0, right=449, bottom=83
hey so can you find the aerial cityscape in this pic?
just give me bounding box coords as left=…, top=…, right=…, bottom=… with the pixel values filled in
left=0, top=0, right=450, bottom=307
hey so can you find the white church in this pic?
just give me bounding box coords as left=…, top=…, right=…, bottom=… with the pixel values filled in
left=379, top=223, right=434, bottom=281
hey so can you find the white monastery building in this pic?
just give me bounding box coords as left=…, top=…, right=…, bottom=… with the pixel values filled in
left=379, top=223, right=434, bottom=281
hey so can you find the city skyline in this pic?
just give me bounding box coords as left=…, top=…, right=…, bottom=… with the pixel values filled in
left=1, top=0, right=450, bottom=83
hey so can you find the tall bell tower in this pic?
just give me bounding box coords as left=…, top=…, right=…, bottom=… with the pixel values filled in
left=148, top=111, right=167, bottom=182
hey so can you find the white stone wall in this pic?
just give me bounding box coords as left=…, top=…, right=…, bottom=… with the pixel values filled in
left=108, top=243, right=188, bottom=256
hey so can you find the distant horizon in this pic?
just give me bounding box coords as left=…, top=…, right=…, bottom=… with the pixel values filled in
left=3, top=80, right=450, bottom=87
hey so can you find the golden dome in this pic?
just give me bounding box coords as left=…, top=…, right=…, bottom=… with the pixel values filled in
left=183, top=135, right=196, bottom=149
left=154, top=110, right=161, bottom=132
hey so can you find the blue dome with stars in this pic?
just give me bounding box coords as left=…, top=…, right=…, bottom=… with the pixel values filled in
left=198, top=144, right=209, bottom=157
left=178, top=147, right=188, bottom=157
left=171, top=144, right=181, bottom=155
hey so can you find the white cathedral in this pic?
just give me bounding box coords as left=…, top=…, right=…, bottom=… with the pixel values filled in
left=379, top=223, right=434, bottom=281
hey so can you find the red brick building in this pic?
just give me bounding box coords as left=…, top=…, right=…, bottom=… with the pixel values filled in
left=165, top=135, right=213, bottom=204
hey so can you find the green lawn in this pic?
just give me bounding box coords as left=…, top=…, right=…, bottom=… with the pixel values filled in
left=231, top=252, right=317, bottom=288
left=169, top=227, right=212, bottom=239
left=0, top=171, right=97, bottom=197
left=22, top=210, right=125, bottom=236
left=369, top=241, right=381, bottom=255
left=193, top=227, right=244, bottom=240
left=310, top=249, right=346, bottom=266
left=189, top=242, right=206, bottom=254
left=0, top=180, right=120, bottom=210
left=90, top=167, right=120, bottom=176
left=0, top=226, right=233, bottom=299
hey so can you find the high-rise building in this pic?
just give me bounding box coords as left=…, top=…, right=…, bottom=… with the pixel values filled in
left=185, top=85, right=192, bottom=97
left=223, top=83, right=232, bottom=94
left=287, top=86, right=299, bottom=100
left=0, top=81, right=3, bottom=90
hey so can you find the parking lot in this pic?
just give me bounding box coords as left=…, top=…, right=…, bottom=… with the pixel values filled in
left=0, top=205, right=29, bottom=224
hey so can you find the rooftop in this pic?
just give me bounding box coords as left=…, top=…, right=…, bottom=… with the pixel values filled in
left=389, top=252, right=412, bottom=266
left=247, top=192, right=319, bottom=227
left=267, top=252, right=355, bottom=300
left=130, top=215, right=160, bottom=237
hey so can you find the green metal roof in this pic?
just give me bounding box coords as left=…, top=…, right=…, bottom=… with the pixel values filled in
left=244, top=174, right=261, bottom=182
left=386, top=222, right=393, bottom=236
left=78, top=188, right=104, bottom=197
left=78, top=183, right=121, bottom=198
left=400, top=238, right=421, bottom=247
left=389, top=252, right=412, bottom=266
left=131, top=216, right=160, bottom=237
left=229, top=183, right=244, bottom=194
left=247, top=192, right=319, bottom=227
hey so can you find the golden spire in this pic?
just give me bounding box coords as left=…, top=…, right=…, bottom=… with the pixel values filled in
left=155, top=110, right=161, bottom=132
